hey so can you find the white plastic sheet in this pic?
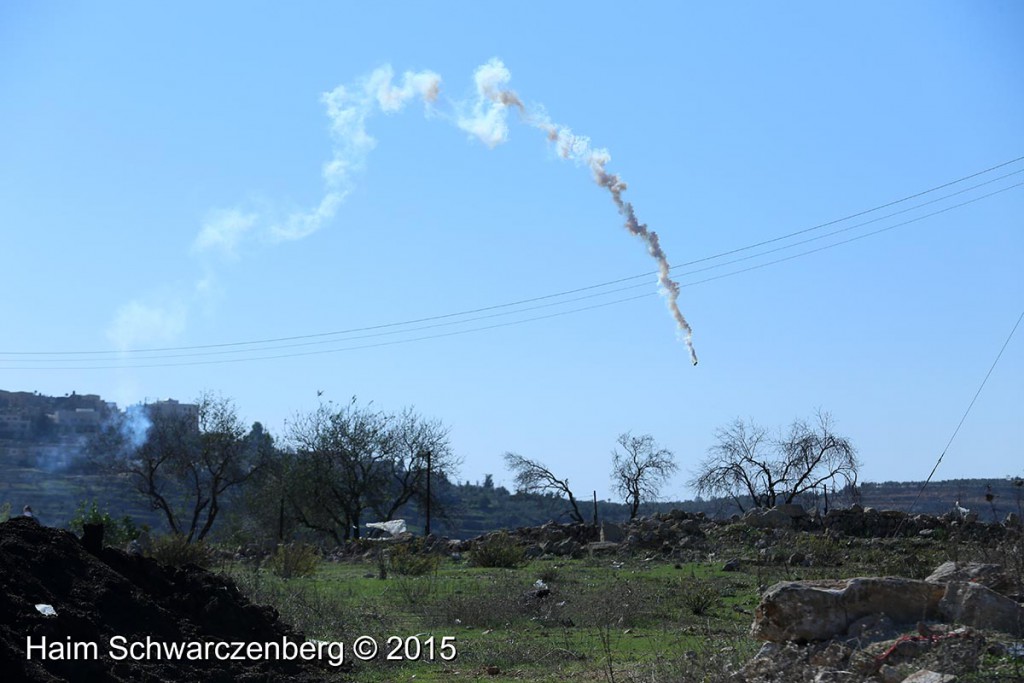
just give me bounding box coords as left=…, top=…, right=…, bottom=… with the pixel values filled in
left=365, top=519, right=407, bottom=537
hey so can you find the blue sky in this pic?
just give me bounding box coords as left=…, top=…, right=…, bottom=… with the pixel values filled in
left=2, top=2, right=1021, bottom=501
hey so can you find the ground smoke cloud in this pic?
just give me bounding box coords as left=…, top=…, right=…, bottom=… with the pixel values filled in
left=120, top=404, right=153, bottom=451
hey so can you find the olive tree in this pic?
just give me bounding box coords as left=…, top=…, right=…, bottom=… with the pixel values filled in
left=612, top=432, right=678, bottom=520
left=97, top=392, right=268, bottom=542
left=375, top=407, right=459, bottom=524
left=284, top=399, right=391, bottom=542
left=691, top=410, right=858, bottom=512
left=283, top=399, right=456, bottom=542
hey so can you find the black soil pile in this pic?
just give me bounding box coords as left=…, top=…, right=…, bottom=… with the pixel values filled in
left=0, top=518, right=339, bottom=682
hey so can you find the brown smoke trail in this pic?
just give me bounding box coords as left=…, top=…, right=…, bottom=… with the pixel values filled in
left=468, top=62, right=698, bottom=365
left=588, top=158, right=698, bottom=365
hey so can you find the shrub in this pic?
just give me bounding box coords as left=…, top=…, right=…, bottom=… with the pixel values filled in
left=469, top=531, right=526, bottom=568
left=68, top=499, right=139, bottom=548
left=150, top=533, right=215, bottom=568
left=392, top=572, right=440, bottom=607
left=679, top=575, right=721, bottom=616
left=389, top=542, right=442, bottom=576
left=795, top=533, right=844, bottom=567
left=268, top=542, right=321, bottom=579
left=537, top=564, right=560, bottom=584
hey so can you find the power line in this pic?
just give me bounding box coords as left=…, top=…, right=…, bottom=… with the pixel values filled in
left=675, top=183, right=1023, bottom=289
left=3, top=181, right=1020, bottom=368
left=663, top=157, right=1024, bottom=268
left=667, top=174, right=1022, bottom=282
left=3, top=155, right=1021, bottom=358
left=4, top=181, right=1020, bottom=370
left=1, top=293, right=656, bottom=370
left=903, top=308, right=1024, bottom=517
left=4, top=180, right=1019, bottom=367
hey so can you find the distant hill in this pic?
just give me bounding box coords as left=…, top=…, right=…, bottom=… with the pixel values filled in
left=0, top=466, right=158, bottom=529
left=3, top=454, right=1020, bottom=539
left=856, top=478, right=1023, bottom=520
left=2, top=387, right=1019, bottom=534
left=2, top=460, right=1020, bottom=538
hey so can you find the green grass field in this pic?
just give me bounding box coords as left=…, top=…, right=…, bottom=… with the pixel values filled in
left=224, top=554, right=758, bottom=682
left=217, top=525, right=1010, bottom=683
left=216, top=532, right=942, bottom=683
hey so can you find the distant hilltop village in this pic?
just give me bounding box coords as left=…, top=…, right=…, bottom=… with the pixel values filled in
left=0, top=390, right=196, bottom=470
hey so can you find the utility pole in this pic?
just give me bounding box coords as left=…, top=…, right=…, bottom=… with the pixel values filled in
left=424, top=449, right=432, bottom=536
left=278, top=496, right=285, bottom=543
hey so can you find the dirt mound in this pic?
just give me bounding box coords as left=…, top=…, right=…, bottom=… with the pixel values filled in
left=0, top=518, right=338, bottom=682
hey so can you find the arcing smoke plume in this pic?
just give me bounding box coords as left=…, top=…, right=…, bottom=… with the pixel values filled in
left=106, top=59, right=697, bottom=363
left=277, top=65, right=442, bottom=241
left=106, top=67, right=441, bottom=351
left=457, top=59, right=698, bottom=365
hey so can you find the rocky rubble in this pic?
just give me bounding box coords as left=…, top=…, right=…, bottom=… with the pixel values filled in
left=739, top=627, right=993, bottom=683
left=741, top=560, right=1024, bottom=682
left=821, top=504, right=1013, bottom=540
left=454, top=503, right=1019, bottom=560
left=459, top=510, right=711, bottom=559
left=752, top=578, right=946, bottom=643
left=753, top=574, right=1024, bottom=643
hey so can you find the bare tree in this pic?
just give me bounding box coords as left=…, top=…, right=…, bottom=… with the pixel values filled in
left=612, top=432, right=678, bottom=520
left=503, top=452, right=585, bottom=524
left=691, top=410, right=858, bottom=513
left=691, top=418, right=772, bottom=513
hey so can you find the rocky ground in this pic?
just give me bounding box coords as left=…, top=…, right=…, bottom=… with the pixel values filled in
left=454, top=504, right=1024, bottom=682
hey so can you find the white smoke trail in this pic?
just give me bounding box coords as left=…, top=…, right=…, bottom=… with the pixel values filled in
left=108, top=67, right=442, bottom=351
left=456, top=59, right=523, bottom=147
left=587, top=153, right=698, bottom=366
left=456, top=58, right=698, bottom=365
left=273, top=65, right=441, bottom=241
left=192, top=208, right=258, bottom=258
left=107, top=59, right=697, bottom=365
